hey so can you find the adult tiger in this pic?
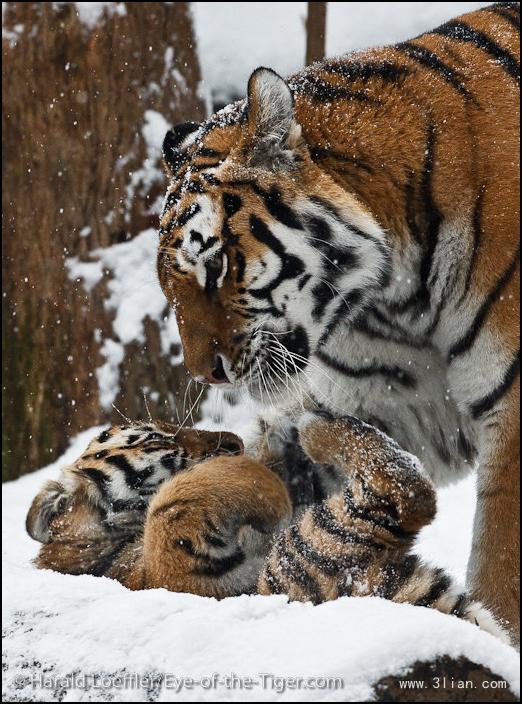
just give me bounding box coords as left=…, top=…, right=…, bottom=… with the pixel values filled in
left=157, top=4, right=520, bottom=642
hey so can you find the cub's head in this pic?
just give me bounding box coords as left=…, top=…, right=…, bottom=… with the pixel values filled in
left=157, top=68, right=389, bottom=402
left=26, top=421, right=244, bottom=546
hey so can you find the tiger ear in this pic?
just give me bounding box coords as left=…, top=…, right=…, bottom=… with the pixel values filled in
left=246, top=67, right=302, bottom=169
left=26, top=480, right=68, bottom=543
left=162, top=121, right=200, bottom=177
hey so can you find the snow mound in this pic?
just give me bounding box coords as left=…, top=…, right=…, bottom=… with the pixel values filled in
left=3, top=431, right=519, bottom=701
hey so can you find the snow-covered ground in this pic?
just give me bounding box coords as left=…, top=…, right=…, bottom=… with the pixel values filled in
left=3, top=429, right=520, bottom=701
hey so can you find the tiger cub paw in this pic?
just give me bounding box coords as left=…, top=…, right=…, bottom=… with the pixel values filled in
left=297, top=411, right=342, bottom=466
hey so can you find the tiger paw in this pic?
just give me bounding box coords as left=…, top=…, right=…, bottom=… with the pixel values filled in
left=297, top=411, right=343, bottom=466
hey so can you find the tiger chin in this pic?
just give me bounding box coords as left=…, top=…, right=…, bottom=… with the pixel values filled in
left=26, top=417, right=508, bottom=643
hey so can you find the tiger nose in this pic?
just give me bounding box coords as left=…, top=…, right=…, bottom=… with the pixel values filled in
left=196, top=354, right=230, bottom=385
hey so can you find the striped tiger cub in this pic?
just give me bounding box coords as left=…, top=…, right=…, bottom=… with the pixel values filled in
left=156, top=3, right=520, bottom=641
left=26, top=422, right=291, bottom=596
left=26, top=416, right=507, bottom=640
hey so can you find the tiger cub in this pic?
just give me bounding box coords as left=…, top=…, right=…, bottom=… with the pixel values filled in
left=27, top=416, right=506, bottom=640
left=26, top=422, right=291, bottom=597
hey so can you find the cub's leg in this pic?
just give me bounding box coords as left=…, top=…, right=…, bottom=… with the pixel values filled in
left=141, top=455, right=292, bottom=598
left=258, top=413, right=507, bottom=640
left=247, top=412, right=344, bottom=515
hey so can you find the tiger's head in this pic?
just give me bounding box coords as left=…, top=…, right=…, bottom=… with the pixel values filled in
left=26, top=421, right=244, bottom=545
left=157, top=68, right=390, bottom=400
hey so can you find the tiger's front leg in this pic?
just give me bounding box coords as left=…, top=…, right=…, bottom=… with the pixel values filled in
left=258, top=412, right=507, bottom=640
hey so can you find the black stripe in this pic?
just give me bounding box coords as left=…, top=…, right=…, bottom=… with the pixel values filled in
left=352, top=314, right=432, bottom=350
left=252, top=185, right=303, bottom=230
left=388, top=123, right=442, bottom=314
left=457, top=428, right=477, bottom=464
left=193, top=549, right=246, bottom=577
left=194, top=147, right=223, bottom=159
left=309, top=147, right=373, bottom=174
left=321, top=58, right=411, bottom=84
left=233, top=250, right=246, bottom=283
left=291, top=75, right=382, bottom=105
left=185, top=180, right=206, bottom=194
left=451, top=593, right=470, bottom=619
left=449, top=247, right=520, bottom=359
left=203, top=533, right=228, bottom=549
left=318, top=289, right=363, bottom=346
left=262, top=563, right=285, bottom=595
left=317, top=349, right=417, bottom=389
left=249, top=214, right=286, bottom=258
left=76, top=468, right=111, bottom=502
left=376, top=554, right=419, bottom=599
left=298, top=273, right=311, bottom=291
left=404, top=170, right=423, bottom=244
left=344, top=485, right=416, bottom=543
left=177, top=203, right=200, bottom=228
left=416, top=122, right=442, bottom=309
left=304, top=214, right=360, bottom=272
left=308, top=195, right=391, bottom=282
left=91, top=541, right=129, bottom=577
left=470, top=351, right=520, bottom=418
left=104, top=454, right=144, bottom=490
left=223, top=192, right=242, bottom=218
left=414, top=569, right=452, bottom=607
left=275, top=537, right=322, bottom=604
left=432, top=20, right=520, bottom=84
left=160, top=452, right=183, bottom=473
left=311, top=281, right=336, bottom=321
left=311, top=503, right=379, bottom=548
left=190, top=161, right=221, bottom=173
left=200, top=173, right=221, bottom=186
left=459, top=185, right=486, bottom=305
left=109, top=455, right=154, bottom=490
left=249, top=215, right=305, bottom=297
left=396, top=41, right=474, bottom=100
left=110, top=498, right=148, bottom=513
left=490, top=2, right=520, bottom=11
left=287, top=524, right=357, bottom=576
left=162, top=190, right=180, bottom=218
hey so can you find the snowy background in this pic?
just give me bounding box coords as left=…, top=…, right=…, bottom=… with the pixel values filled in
left=3, top=2, right=519, bottom=701
left=193, top=2, right=490, bottom=105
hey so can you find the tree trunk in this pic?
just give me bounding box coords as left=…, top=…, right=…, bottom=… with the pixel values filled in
left=2, top=2, right=205, bottom=480
left=305, top=2, right=327, bottom=66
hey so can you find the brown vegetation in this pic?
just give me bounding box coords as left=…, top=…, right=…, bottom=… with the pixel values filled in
left=2, top=2, right=205, bottom=480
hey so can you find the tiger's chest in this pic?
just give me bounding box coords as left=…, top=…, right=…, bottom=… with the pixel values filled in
left=305, top=324, right=478, bottom=487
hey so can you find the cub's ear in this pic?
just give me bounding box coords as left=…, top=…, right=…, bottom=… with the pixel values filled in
left=246, top=67, right=302, bottom=169
left=162, top=121, right=200, bottom=176
left=26, top=480, right=68, bottom=543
